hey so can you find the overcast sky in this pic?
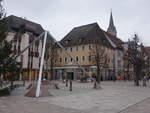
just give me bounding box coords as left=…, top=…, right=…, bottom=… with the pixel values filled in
left=3, top=0, right=150, bottom=45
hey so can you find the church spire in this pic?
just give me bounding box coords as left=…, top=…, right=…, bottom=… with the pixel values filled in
left=107, top=10, right=117, bottom=37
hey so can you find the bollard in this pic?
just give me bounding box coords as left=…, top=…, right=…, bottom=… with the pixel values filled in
left=69, top=80, right=72, bottom=91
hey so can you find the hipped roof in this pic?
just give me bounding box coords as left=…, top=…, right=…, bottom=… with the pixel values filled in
left=60, top=23, right=113, bottom=48
left=60, top=22, right=124, bottom=49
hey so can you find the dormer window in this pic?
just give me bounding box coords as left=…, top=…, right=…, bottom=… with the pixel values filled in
left=65, top=40, right=69, bottom=44
left=78, top=38, right=83, bottom=43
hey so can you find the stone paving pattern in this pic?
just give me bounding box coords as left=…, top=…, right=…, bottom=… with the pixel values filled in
left=0, top=81, right=150, bottom=113
left=118, top=97, right=150, bottom=113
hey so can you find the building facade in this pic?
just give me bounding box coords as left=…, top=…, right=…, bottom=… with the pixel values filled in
left=6, top=15, right=52, bottom=80
left=54, top=22, right=117, bottom=80
left=54, top=12, right=124, bottom=80
left=5, top=13, right=125, bottom=81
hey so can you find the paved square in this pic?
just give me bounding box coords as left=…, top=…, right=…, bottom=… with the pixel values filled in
left=0, top=81, right=150, bottom=113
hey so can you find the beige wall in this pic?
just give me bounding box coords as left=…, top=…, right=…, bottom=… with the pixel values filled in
left=54, top=44, right=114, bottom=68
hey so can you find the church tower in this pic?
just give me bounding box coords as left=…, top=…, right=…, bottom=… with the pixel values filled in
left=107, top=11, right=117, bottom=37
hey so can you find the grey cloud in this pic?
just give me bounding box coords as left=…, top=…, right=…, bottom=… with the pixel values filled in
left=4, top=0, right=150, bottom=45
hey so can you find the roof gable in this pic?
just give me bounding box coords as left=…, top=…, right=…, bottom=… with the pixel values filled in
left=104, top=31, right=123, bottom=48
left=60, top=23, right=113, bottom=48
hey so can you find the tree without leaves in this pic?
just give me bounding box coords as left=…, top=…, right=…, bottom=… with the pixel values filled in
left=90, top=43, right=108, bottom=89
left=127, top=34, right=146, bottom=86
left=141, top=47, right=150, bottom=86
left=145, top=56, right=150, bottom=79
left=45, top=41, right=58, bottom=80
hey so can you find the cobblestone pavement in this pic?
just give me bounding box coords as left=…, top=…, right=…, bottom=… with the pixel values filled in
left=118, top=97, right=150, bottom=113
left=0, top=96, right=84, bottom=113
left=0, top=81, right=150, bottom=113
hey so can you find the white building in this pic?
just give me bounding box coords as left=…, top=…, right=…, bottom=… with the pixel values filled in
left=6, top=15, right=52, bottom=80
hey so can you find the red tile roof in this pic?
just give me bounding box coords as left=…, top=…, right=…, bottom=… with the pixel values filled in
left=103, top=31, right=124, bottom=47
left=144, top=47, right=150, bottom=56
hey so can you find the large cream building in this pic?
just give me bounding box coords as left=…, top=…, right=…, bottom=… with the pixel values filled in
left=54, top=12, right=124, bottom=80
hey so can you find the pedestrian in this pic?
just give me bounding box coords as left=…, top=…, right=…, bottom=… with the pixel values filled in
left=62, top=74, right=65, bottom=83
left=142, top=75, right=147, bottom=86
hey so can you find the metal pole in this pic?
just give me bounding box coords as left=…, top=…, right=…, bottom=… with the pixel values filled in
left=12, top=32, right=45, bottom=60
left=70, top=80, right=72, bottom=91
left=36, top=31, right=48, bottom=97
left=3, top=32, right=45, bottom=76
